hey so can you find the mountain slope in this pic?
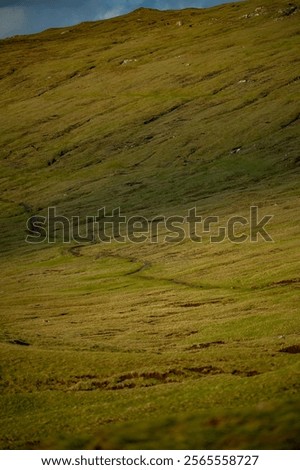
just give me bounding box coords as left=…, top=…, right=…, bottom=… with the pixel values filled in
left=0, top=0, right=299, bottom=247
left=0, top=0, right=299, bottom=449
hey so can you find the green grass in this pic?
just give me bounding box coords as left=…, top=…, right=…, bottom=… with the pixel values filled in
left=0, top=0, right=299, bottom=449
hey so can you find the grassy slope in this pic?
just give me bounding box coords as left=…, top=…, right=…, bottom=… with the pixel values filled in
left=0, top=0, right=299, bottom=449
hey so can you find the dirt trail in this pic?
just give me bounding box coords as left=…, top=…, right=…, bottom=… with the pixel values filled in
left=68, top=243, right=152, bottom=276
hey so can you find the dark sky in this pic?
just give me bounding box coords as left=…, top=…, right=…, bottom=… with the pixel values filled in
left=0, top=1, right=239, bottom=38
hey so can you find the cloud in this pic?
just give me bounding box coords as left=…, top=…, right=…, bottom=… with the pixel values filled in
left=101, top=8, right=126, bottom=20
left=0, top=6, right=27, bottom=37
left=0, top=1, right=239, bottom=38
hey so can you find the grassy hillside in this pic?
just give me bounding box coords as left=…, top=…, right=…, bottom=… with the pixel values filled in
left=0, top=0, right=299, bottom=449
